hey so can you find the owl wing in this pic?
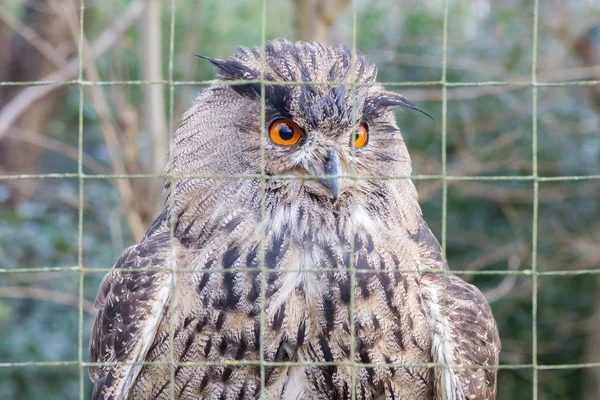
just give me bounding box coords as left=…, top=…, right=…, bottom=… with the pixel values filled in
left=421, top=272, right=501, bottom=400
left=89, top=231, right=176, bottom=400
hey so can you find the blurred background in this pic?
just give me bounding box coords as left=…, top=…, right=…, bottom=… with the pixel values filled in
left=0, top=0, right=599, bottom=399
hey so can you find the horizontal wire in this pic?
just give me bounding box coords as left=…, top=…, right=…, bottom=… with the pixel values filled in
left=1, top=359, right=599, bottom=371
left=1, top=173, right=600, bottom=181
left=1, top=266, right=598, bottom=276
left=0, top=79, right=598, bottom=87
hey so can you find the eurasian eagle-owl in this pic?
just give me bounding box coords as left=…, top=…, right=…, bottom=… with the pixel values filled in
left=89, top=39, right=500, bottom=400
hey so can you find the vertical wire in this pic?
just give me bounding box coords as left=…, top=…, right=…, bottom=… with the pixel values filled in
left=167, top=0, right=177, bottom=399
left=77, top=0, right=85, bottom=397
left=349, top=0, right=358, bottom=398
left=259, top=0, right=268, bottom=394
left=531, top=0, right=540, bottom=398
left=440, top=0, right=449, bottom=259
left=440, top=0, right=450, bottom=396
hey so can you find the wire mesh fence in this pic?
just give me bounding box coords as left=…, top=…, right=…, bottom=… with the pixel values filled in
left=0, top=0, right=599, bottom=399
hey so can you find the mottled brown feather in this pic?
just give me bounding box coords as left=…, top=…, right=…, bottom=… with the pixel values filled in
left=89, top=39, right=500, bottom=400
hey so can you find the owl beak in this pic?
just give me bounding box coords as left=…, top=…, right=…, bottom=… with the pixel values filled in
left=321, top=148, right=343, bottom=201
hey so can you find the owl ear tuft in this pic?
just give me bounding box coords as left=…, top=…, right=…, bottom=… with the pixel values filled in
left=364, top=92, right=434, bottom=121
left=195, top=54, right=259, bottom=82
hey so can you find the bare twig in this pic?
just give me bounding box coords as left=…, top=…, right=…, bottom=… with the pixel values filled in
left=5, top=127, right=111, bottom=174
left=0, top=0, right=145, bottom=138
left=485, top=254, right=520, bottom=303
left=141, top=0, right=168, bottom=213
left=56, top=0, right=145, bottom=241
left=0, top=285, right=96, bottom=314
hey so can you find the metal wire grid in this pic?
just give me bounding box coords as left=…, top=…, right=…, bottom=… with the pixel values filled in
left=0, top=0, right=599, bottom=399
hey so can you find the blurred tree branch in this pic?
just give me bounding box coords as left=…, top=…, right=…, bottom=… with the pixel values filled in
left=56, top=0, right=145, bottom=241
left=0, top=0, right=145, bottom=139
left=0, top=0, right=77, bottom=200
left=141, top=0, right=167, bottom=214
left=293, top=0, right=351, bottom=43
left=5, top=127, right=111, bottom=174
left=0, top=285, right=95, bottom=314
left=177, top=0, right=203, bottom=116
left=0, top=3, right=67, bottom=69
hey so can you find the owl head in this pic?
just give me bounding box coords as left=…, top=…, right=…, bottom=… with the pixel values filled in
left=167, top=39, right=426, bottom=237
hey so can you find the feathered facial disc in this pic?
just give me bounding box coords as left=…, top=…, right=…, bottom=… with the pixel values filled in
left=172, top=39, right=426, bottom=205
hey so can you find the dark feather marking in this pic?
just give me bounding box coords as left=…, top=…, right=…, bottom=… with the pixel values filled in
left=223, top=246, right=241, bottom=269
left=219, top=337, right=228, bottom=355
left=237, top=382, right=247, bottom=400
left=197, top=273, right=210, bottom=293
left=154, top=381, right=170, bottom=397
left=353, top=234, right=364, bottom=251
left=143, top=208, right=168, bottom=239
left=247, top=274, right=260, bottom=302
left=366, top=234, right=374, bottom=252
left=338, top=278, right=351, bottom=304
left=216, top=311, right=226, bottom=330
left=180, top=334, right=195, bottom=361
left=264, top=366, right=277, bottom=386
left=323, top=245, right=338, bottom=267
left=273, top=303, right=286, bottom=331
left=377, top=274, right=398, bottom=315
left=339, top=340, right=350, bottom=357
left=275, top=339, right=289, bottom=361
left=409, top=222, right=444, bottom=263
left=203, top=337, right=212, bottom=357
left=297, top=320, right=306, bottom=346
left=196, top=316, right=208, bottom=332
left=394, top=328, right=405, bottom=350
left=197, top=56, right=294, bottom=117
left=342, top=322, right=350, bottom=334
left=323, top=295, right=335, bottom=333
left=265, top=233, right=284, bottom=269
left=223, top=217, right=242, bottom=233
left=248, top=304, right=260, bottom=317
left=383, top=354, right=396, bottom=375
left=343, top=252, right=351, bottom=269
left=358, top=276, right=370, bottom=298
left=183, top=316, right=194, bottom=329
left=199, top=373, right=210, bottom=392
left=342, top=382, right=349, bottom=400
left=266, top=273, right=278, bottom=297
left=253, top=322, right=261, bottom=350
left=411, top=335, right=424, bottom=352
left=372, top=313, right=380, bottom=330
left=358, top=341, right=374, bottom=379
left=486, top=369, right=496, bottom=387
left=235, top=336, right=247, bottom=360
left=178, top=376, right=194, bottom=397
left=318, top=334, right=337, bottom=391
left=386, top=381, right=396, bottom=400
left=222, top=367, right=233, bottom=382
left=246, top=245, right=259, bottom=267
left=147, top=333, right=167, bottom=358
left=415, top=370, right=429, bottom=386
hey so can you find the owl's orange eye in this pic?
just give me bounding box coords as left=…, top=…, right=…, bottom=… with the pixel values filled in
left=352, top=122, right=369, bottom=148
left=269, top=119, right=302, bottom=146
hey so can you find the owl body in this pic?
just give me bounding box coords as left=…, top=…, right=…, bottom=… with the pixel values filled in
left=90, top=40, right=500, bottom=400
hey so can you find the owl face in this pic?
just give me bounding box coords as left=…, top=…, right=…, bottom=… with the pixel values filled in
left=169, top=40, right=425, bottom=218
